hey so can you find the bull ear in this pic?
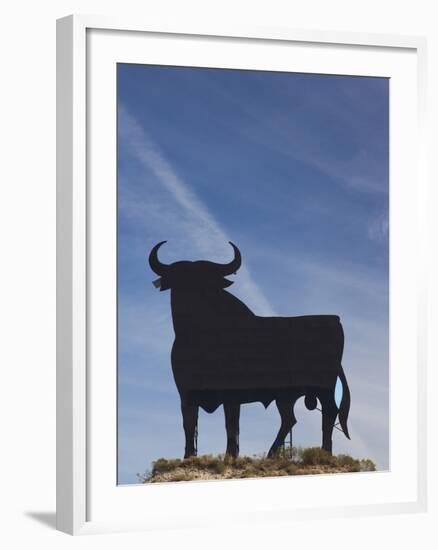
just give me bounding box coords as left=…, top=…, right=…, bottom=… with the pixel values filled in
left=220, top=278, right=234, bottom=288
left=204, top=275, right=234, bottom=289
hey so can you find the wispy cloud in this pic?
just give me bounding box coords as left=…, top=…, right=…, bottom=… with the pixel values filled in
left=118, top=104, right=275, bottom=316
left=368, top=211, right=389, bottom=243
left=245, top=242, right=389, bottom=308
left=210, top=86, right=388, bottom=195
left=308, top=150, right=388, bottom=195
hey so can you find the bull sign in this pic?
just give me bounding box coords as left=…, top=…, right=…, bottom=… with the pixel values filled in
left=149, top=241, right=351, bottom=459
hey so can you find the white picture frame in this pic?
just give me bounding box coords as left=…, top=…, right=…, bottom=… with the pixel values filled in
left=56, top=14, right=428, bottom=535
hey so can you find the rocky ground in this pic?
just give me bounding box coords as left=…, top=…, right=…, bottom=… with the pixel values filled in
left=139, top=448, right=376, bottom=483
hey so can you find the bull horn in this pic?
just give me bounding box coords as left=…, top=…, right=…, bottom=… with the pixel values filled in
left=213, top=242, right=242, bottom=275
left=148, top=241, right=169, bottom=275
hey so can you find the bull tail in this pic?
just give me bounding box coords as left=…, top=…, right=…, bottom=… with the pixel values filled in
left=338, top=365, right=351, bottom=440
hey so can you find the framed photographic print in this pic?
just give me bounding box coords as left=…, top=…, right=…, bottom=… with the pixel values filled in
left=56, top=15, right=427, bottom=535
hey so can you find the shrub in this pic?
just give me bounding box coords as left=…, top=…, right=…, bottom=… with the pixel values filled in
left=233, top=456, right=252, bottom=469
left=274, top=457, right=292, bottom=470
left=336, top=454, right=361, bottom=472
left=301, top=447, right=335, bottom=466
left=285, top=463, right=298, bottom=475
left=223, top=454, right=233, bottom=466
left=152, top=458, right=181, bottom=474
left=171, top=472, right=193, bottom=482
left=190, top=454, right=215, bottom=469
left=136, top=470, right=151, bottom=483
left=359, top=459, right=376, bottom=472
left=212, top=460, right=226, bottom=474
left=239, top=467, right=258, bottom=479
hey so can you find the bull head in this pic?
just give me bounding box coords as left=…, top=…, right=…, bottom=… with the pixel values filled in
left=149, top=241, right=242, bottom=291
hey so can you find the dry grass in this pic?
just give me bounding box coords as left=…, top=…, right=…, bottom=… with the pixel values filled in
left=139, top=448, right=376, bottom=483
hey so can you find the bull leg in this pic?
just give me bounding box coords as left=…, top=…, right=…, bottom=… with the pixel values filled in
left=223, top=402, right=240, bottom=458
left=319, top=390, right=338, bottom=454
left=267, top=399, right=297, bottom=458
left=181, top=400, right=199, bottom=458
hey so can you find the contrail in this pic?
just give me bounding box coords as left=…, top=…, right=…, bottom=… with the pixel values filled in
left=119, top=104, right=276, bottom=316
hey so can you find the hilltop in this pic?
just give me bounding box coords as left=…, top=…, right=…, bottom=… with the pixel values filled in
left=139, top=447, right=376, bottom=483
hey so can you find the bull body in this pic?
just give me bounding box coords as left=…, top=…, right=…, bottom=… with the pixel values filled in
left=149, top=241, right=351, bottom=459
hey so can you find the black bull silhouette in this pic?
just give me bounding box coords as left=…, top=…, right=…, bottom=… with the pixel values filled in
left=149, top=241, right=351, bottom=458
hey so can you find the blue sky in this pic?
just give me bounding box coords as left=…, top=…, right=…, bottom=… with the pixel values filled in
left=117, top=64, right=389, bottom=484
